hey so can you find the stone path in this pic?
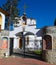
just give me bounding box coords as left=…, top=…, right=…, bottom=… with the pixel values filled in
left=0, top=57, right=55, bottom=65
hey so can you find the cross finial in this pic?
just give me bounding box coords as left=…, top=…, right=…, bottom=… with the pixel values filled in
left=23, top=4, right=27, bottom=14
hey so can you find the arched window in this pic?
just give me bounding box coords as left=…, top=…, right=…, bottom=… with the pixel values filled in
left=43, top=35, right=52, bottom=50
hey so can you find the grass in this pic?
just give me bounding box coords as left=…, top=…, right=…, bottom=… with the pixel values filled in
left=33, top=50, right=42, bottom=55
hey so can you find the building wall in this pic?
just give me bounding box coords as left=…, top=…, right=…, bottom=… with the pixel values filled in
left=13, top=38, right=19, bottom=49
left=42, top=26, right=56, bottom=64
left=0, top=14, right=2, bottom=25
left=0, top=30, right=9, bottom=57
left=0, top=12, right=5, bottom=30
left=42, top=50, right=56, bottom=64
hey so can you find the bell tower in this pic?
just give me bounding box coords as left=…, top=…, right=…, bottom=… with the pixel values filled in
left=22, top=13, right=27, bottom=25
left=22, top=4, right=27, bottom=25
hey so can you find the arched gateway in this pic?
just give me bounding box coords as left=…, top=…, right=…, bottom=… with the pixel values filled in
left=43, top=35, right=52, bottom=50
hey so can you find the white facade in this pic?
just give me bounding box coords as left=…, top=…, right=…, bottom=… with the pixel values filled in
left=14, top=38, right=19, bottom=49
left=9, top=14, right=42, bottom=51
left=0, top=8, right=10, bottom=57
left=0, top=8, right=42, bottom=56
left=0, top=12, right=5, bottom=30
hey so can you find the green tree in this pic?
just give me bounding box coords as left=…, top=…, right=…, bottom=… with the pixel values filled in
left=2, top=0, right=20, bottom=23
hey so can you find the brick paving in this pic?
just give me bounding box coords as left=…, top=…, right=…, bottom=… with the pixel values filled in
left=0, top=57, right=55, bottom=65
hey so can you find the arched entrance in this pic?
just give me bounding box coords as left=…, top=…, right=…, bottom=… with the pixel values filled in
left=19, top=37, right=22, bottom=49
left=43, top=35, right=52, bottom=50
left=2, top=37, right=8, bottom=49
left=16, top=32, right=35, bottom=49
left=16, top=32, right=23, bottom=49
left=24, top=32, right=36, bottom=51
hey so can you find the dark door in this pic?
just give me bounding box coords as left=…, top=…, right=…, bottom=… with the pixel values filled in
left=10, top=38, right=14, bottom=55
left=19, top=37, right=22, bottom=49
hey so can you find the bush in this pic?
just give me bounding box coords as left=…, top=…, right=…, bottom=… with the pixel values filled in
left=34, top=50, right=42, bottom=55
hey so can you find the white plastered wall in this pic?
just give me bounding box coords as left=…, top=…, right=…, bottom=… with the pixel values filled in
left=13, top=38, right=19, bottom=49
left=0, top=12, right=5, bottom=30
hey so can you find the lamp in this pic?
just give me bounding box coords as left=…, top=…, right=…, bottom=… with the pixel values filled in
left=22, top=13, right=27, bottom=57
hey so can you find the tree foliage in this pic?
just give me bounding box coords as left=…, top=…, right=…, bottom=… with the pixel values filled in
left=2, top=0, right=20, bottom=22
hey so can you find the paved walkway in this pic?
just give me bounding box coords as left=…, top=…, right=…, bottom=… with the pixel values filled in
left=0, top=57, right=55, bottom=65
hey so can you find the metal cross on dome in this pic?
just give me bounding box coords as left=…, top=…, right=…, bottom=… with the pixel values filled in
left=23, top=4, right=27, bottom=14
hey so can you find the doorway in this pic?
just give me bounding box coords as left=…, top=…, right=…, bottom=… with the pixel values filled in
left=10, top=38, right=14, bottom=55
left=19, top=37, right=22, bottom=49
left=43, top=35, right=52, bottom=50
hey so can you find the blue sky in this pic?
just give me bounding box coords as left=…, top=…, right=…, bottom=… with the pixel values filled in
left=0, top=0, right=56, bottom=28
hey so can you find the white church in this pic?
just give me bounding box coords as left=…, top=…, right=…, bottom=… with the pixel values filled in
left=0, top=8, right=42, bottom=56
left=10, top=13, right=42, bottom=51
